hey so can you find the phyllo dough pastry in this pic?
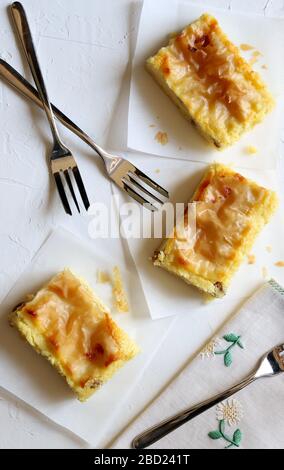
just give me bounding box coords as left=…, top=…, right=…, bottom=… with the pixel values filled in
left=10, top=270, right=139, bottom=401
left=153, top=164, right=278, bottom=298
left=146, top=13, right=274, bottom=149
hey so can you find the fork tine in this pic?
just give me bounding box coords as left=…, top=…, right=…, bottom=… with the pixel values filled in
left=123, top=180, right=159, bottom=212
left=132, top=168, right=169, bottom=199
left=72, top=167, right=90, bottom=211
left=54, top=172, right=72, bottom=216
left=64, top=169, right=80, bottom=213
left=126, top=173, right=165, bottom=205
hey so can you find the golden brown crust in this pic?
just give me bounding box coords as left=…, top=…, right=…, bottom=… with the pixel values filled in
left=9, top=270, right=139, bottom=401
left=153, top=164, right=278, bottom=298
left=147, top=14, right=274, bottom=149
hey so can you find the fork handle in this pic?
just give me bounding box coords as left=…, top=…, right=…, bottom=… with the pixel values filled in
left=0, top=58, right=110, bottom=162
left=11, top=2, right=64, bottom=149
left=132, top=373, right=256, bottom=449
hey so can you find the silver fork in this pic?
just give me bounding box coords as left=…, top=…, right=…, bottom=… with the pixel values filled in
left=132, top=343, right=284, bottom=449
left=10, top=2, right=90, bottom=216
left=1, top=54, right=168, bottom=211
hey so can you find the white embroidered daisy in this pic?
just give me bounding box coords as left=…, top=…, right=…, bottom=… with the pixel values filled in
left=200, top=337, right=221, bottom=359
left=216, top=399, right=243, bottom=426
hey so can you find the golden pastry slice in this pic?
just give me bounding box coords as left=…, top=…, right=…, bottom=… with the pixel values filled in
left=10, top=270, right=139, bottom=401
left=146, top=14, right=274, bottom=149
left=153, top=164, right=278, bottom=298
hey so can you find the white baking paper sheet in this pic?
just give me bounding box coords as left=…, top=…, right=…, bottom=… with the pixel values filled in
left=0, top=227, right=172, bottom=445
left=128, top=0, right=284, bottom=170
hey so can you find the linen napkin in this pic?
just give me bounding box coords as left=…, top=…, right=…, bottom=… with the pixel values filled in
left=112, top=280, right=284, bottom=449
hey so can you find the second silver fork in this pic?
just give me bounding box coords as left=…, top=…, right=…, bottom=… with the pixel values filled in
left=132, top=342, right=284, bottom=449
left=11, top=2, right=90, bottom=215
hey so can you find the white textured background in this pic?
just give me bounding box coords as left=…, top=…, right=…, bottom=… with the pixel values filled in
left=0, top=0, right=283, bottom=448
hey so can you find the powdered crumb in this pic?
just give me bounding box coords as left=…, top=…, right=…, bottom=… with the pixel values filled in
left=247, top=254, right=256, bottom=265
left=155, top=131, right=168, bottom=146
left=275, top=261, right=284, bottom=267
left=266, top=245, right=272, bottom=253
left=245, top=145, right=258, bottom=155
left=240, top=43, right=254, bottom=51
left=97, top=270, right=111, bottom=284
left=112, top=266, right=129, bottom=313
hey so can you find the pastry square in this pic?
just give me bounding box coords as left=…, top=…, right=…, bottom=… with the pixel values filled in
left=10, top=270, right=139, bottom=401
left=146, top=14, right=274, bottom=149
left=153, top=164, right=278, bottom=298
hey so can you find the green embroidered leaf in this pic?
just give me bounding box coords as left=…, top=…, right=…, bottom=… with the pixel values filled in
left=223, top=333, right=239, bottom=343
left=237, top=340, right=244, bottom=349
left=208, top=430, right=222, bottom=440
left=224, top=351, right=233, bottom=367
left=233, top=429, right=242, bottom=446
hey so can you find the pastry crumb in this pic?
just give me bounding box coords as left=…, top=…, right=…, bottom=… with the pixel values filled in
left=266, top=245, right=272, bottom=253
left=245, top=145, right=258, bottom=155
left=112, top=266, right=129, bottom=313
left=149, top=124, right=156, bottom=128
left=262, top=64, right=268, bottom=70
left=240, top=43, right=254, bottom=51
left=97, top=270, right=111, bottom=284
left=155, top=169, right=160, bottom=174
left=247, top=254, right=256, bottom=265
left=97, top=268, right=130, bottom=313
left=155, top=131, right=168, bottom=146
left=249, top=57, right=257, bottom=66
left=275, top=261, right=284, bottom=267
left=262, top=266, right=269, bottom=279
left=249, top=50, right=262, bottom=66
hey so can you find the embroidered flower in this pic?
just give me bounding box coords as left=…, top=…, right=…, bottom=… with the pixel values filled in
left=216, top=399, right=243, bottom=426
left=208, top=400, right=244, bottom=448
left=200, top=337, right=221, bottom=359
left=201, top=333, right=244, bottom=367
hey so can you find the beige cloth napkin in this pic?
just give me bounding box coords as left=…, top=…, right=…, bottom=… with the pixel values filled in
left=112, top=280, right=284, bottom=449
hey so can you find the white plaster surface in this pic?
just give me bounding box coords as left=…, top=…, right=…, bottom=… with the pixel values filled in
left=0, top=0, right=283, bottom=449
